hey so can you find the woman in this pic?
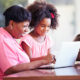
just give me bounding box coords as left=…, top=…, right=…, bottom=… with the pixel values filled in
left=0, top=5, right=55, bottom=78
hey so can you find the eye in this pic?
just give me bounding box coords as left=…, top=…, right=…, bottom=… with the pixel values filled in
left=24, top=25, right=27, bottom=27
left=48, top=26, right=50, bottom=28
left=41, top=25, right=45, bottom=27
left=24, top=23, right=29, bottom=28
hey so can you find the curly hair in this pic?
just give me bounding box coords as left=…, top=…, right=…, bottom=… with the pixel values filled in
left=27, top=1, right=59, bottom=29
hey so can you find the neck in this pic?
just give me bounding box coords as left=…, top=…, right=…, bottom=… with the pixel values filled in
left=31, top=30, right=45, bottom=37
left=4, top=26, right=12, bottom=35
left=4, top=26, right=17, bottom=39
left=30, top=30, right=46, bottom=42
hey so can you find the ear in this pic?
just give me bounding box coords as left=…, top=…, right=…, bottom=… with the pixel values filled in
left=9, top=20, right=14, bottom=27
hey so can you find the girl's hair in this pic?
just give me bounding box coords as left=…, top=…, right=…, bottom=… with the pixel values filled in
left=27, top=1, right=59, bottom=29
left=3, top=5, right=31, bottom=26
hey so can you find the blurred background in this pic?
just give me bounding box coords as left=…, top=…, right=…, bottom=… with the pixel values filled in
left=0, top=0, right=80, bottom=50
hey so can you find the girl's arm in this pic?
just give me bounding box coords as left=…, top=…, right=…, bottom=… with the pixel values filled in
left=21, top=41, right=45, bottom=61
left=47, top=49, right=56, bottom=63
left=21, top=42, right=56, bottom=63
left=21, top=41, right=32, bottom=59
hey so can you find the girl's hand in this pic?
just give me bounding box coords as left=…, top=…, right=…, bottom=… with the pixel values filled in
left=52, top=54, right=56, bottom=63
left=43, top=53, right=56, bottom=64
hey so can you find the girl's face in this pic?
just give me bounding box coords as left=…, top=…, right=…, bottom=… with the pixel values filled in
left=11, top=20, right=30, bottom=38
left=35, top=18, right=51, bottom=36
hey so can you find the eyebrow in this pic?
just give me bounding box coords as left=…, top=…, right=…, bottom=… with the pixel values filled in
left=40, top=23, right=48, bottom=25
left=40, top=24, right=50, bottom=27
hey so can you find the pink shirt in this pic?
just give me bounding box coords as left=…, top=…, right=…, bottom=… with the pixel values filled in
left=0, top=28, right=30, bottom=79
left=20, top=34, right=52, bottom=58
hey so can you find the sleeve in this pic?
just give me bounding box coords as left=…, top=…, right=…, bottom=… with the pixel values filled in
left=46, top=36, right=54, bottom=49
left=20, top=34, right=33, bottom=48
left=0, top=38, right=19, bottom=73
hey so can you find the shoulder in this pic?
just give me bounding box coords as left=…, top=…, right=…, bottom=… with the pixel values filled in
left=20, top=34, right=35, bottom=48
left=45, top=35, right=54, bottom=48
left=21, top=34, right=35, bottom=43
left=0, top=29, right=6, bottom=42
left=45, top=35, right=52, bottom=42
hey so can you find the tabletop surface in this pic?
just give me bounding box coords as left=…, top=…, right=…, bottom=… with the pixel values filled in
left=3, top=64, right=80, bottom=80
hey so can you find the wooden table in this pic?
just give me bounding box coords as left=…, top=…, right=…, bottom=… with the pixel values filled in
left=3, top=65, right=80, bottom=80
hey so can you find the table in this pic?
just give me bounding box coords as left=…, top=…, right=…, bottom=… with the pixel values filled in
left=3, top=65, right=80, bottom=80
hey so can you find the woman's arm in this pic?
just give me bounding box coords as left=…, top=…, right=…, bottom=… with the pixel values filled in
left=4, top=54, right=53, bottom=75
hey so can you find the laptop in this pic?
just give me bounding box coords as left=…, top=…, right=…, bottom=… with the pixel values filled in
left=39, top=42, right=80, bottom=69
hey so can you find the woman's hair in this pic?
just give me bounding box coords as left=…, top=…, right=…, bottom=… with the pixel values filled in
left=27, top=1, right=59, bottom=29
left=3, top=5, right=31, bottom=26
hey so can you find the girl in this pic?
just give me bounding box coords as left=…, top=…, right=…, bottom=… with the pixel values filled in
left=21, top=1, right=59, bottom=62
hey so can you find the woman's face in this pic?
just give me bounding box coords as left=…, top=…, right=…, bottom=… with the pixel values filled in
left=35, top=18, right=51, bottom=36
left=12, top=21, right=30, bottom=38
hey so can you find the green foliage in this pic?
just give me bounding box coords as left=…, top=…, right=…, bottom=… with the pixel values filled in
left=0, top=0, right=28, bottom=26
left=0, top=0, right=28, bottom=12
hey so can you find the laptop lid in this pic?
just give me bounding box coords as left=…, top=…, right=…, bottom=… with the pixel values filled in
left=39, top=42, right=80, bottom=69
left=54, top=42, right=80, bottom=68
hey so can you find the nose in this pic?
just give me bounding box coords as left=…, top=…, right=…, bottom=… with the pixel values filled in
left=45, top=27, right=49, bottom=32
left=24, top=27, right=29, bottom=32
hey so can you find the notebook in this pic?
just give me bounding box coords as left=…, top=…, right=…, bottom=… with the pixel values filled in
left=39, top=42, right=80, bottom=69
